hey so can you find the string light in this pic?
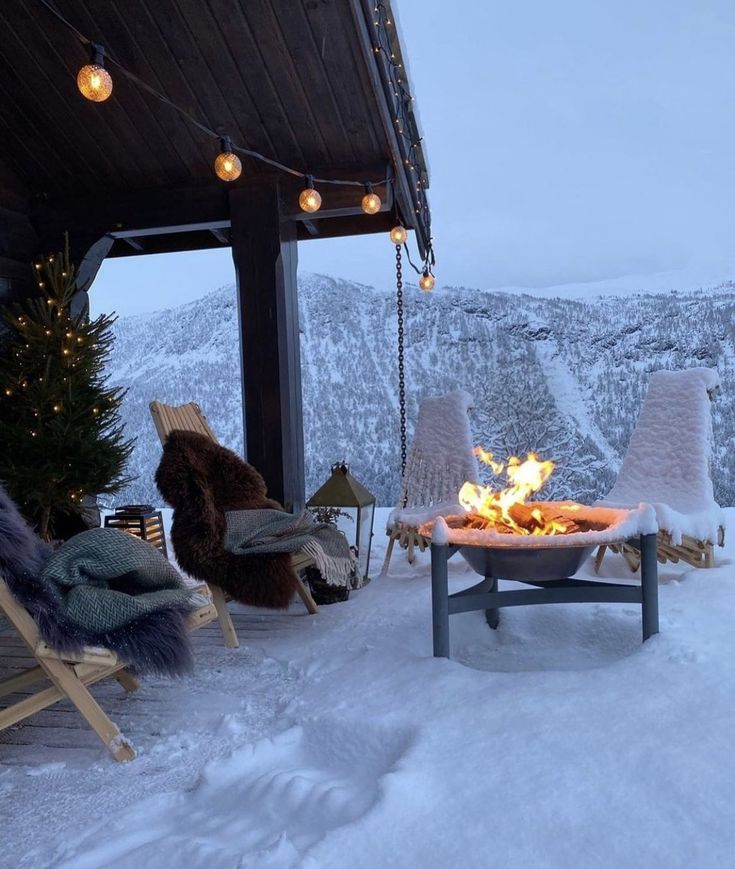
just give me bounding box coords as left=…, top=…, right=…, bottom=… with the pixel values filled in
left=77, top=44, right=113, bottom=102
left=299, top=176, right=322, bottom=213
left=37, top=0, right=434, bottom=272
left=390, top=224, right=407, bottom=244
left=361, top=184, right=382, bottom=215
left=419, top=270, right=435, bottom=292
left=214, top=136, right=242, bottom=182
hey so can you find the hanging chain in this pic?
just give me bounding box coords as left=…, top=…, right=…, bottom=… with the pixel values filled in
left=396, top=244, right=407, bottom=479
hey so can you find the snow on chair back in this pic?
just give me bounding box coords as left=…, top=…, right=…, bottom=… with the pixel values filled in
left=599, top=367, right=725, bottom=561
left=399, top=389, right=479, bottom=510
left=605, top=368, right=718, bottom=511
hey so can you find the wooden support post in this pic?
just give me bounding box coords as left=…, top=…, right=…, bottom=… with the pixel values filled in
left=230, top=184, right=305, bottom=512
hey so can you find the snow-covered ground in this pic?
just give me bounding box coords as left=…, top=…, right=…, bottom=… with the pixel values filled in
left=3, top=508, right=735, bottom=868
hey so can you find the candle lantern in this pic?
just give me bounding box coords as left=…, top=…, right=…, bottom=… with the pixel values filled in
left=104, top=504, right=168, bottom=557
left=307, top=462, right=376, bottom=584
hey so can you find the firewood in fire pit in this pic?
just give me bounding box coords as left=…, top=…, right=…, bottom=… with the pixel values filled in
left=508, top=502, right=544, bottom=533
left=460, top=503, right=586, bottom=535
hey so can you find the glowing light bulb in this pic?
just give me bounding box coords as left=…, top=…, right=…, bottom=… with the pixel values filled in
left=419, top=270, right=435, bottom=292
left=361, top=184, right=381, bottom=215
left=214, top=137, right=242, bottom=181
left=299, top=176, right=322, bottom=213
left=77, top=46, right=113, bottom=102
left=389, top=224, right=407, bottom=244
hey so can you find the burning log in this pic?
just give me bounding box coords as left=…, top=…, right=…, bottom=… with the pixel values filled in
left=462, top=503, right=584, bottom=536
left=508, top=502, right=544, bottom=533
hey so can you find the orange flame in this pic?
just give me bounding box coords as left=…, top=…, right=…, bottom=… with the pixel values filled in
left=459, top=450, right=567, bottom=535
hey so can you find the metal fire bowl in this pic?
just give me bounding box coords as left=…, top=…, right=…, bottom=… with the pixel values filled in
left=459, top=542, right=596, bottom=581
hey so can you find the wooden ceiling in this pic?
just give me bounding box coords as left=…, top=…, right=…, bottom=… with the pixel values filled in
left=0, top=0, right=431, bottom=260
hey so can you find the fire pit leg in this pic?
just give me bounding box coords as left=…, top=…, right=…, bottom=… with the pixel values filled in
left=484, top=576, right=499, bottom=629
left=431, top=542, right=450, bottom=658
left=640, top=532, right=659, bottom=641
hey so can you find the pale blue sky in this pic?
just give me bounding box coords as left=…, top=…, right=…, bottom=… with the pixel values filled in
left=91, top=0, right=735, bottom=317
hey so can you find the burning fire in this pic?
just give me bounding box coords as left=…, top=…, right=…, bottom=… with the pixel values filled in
left=459, top=448, right=573, bottom=535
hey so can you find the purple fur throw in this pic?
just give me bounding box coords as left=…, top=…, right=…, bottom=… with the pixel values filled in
left=0, top=484, right=194, bottom=676
left=0, top=484, right=50, bottom=585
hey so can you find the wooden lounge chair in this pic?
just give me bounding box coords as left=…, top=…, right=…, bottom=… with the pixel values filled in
left=382, top=390, right=480, bottom=574
left=149, top=400, right=318, bottom=649
left=0, top=575, right=216, bottom=761
left=595, top=368, right=726, bottom=572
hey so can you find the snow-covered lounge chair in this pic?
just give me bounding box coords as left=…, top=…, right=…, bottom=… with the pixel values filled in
left=381, top=390, right=480, bottom=574
left=0, top=576, right=216, bottom=762
left=595, top=367, right=725, bottom=572
left=149, top=400, right=318, bottom=649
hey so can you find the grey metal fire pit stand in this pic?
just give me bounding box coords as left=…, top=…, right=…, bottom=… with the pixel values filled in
left=431, top=533, right=659, bottom=658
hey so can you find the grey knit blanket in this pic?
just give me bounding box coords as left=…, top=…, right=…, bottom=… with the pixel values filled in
left=18, top=528, right=196, bottom=675
left=42, top=528, right=193, bottom=634
left=224, top=509, right=360, bottom=588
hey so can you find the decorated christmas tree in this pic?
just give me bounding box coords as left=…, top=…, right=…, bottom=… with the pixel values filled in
left=0, top=238, right=133, bottom=540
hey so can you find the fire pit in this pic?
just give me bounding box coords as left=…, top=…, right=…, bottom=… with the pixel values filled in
left=434, top=501, right=614, bottom=582
left=419, top=451, right=660, bottom=659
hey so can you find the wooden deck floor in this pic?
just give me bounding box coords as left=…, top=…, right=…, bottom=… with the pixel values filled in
left=0, top=604, right=313, bottom=766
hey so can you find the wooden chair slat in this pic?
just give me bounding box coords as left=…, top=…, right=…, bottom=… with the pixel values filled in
left=0, top=576, right=217, bottom=762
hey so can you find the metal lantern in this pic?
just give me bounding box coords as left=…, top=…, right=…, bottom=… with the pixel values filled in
left=307, top=462, right=376, bottom=582
left=104, top=504, right=168, bottom=557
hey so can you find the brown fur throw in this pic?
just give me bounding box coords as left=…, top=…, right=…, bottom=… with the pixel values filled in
left=154, top=430, right=297, bottom=609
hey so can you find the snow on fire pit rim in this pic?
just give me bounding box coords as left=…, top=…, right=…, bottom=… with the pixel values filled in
left=421, top=503, right=658, bottom=549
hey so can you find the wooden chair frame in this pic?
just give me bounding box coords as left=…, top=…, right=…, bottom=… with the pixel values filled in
left=381, top=521, right=431, bottom=573
left=149, top=400, right=318, bottom=649
left=595, top=373, right=724, bottom=574
left=0, top=576, right=217, bottom=761
left=595, top=526, right=725, bottom=574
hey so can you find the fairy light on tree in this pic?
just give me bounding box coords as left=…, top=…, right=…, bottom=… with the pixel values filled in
left=0, top=235, right=132, bottom=540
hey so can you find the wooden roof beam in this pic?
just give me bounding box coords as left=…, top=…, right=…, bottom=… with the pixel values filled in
left=33, top=170, right=392, bottom=250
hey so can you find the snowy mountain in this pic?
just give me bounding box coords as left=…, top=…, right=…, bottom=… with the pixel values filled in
left=107, top=274, right=735, bottom=508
